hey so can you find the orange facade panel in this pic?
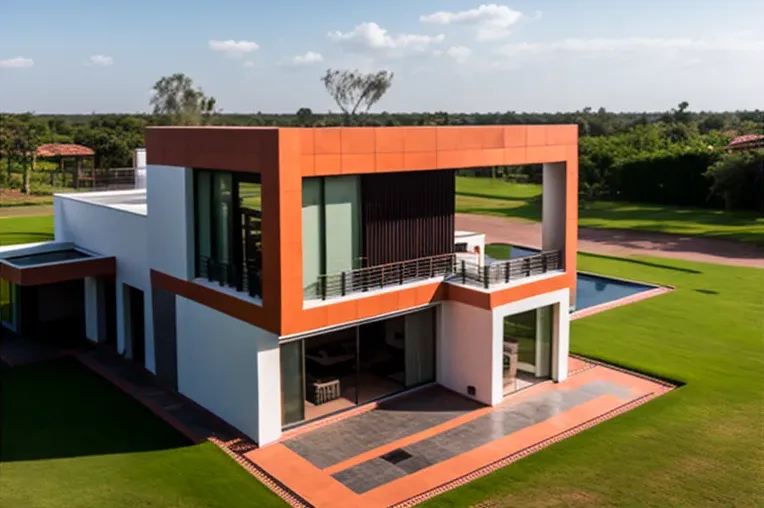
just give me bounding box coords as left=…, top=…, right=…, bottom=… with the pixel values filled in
left=145, top=125, right=578, bottom=337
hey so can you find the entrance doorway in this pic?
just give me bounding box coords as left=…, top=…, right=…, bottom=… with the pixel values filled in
left=502, top=305, right=554, bottom=395
left=125, top=285, right=145, bottom=366
left=280, top=306, right=437, bottom=426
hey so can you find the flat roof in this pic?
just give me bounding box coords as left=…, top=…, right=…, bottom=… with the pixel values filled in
left=0, top=242, right=115, bottom=286
left=55, top=189, right=147, bottom=216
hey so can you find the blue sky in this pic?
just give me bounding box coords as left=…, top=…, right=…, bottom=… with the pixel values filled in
left=1, top=0, right=763, bottom=114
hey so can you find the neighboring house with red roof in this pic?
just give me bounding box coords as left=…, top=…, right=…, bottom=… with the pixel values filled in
left=726, top=134, right=764, bottom=151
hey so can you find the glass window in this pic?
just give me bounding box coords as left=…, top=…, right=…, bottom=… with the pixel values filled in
left=195, top=171, right=212, bottom=267
left=503, top=305, right=554, bottom=395
left=212, top=172, right=232, bottom=264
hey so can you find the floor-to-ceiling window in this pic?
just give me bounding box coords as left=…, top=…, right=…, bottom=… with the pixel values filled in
left=280, top=306, right=437, bottom=427
left=0, top=279, right=18, bottom=331
left=302, top=176, right=361, bottom=299
left=502, top=305, right=554, bottom=395
left=195, top=170, right=262, bottom=298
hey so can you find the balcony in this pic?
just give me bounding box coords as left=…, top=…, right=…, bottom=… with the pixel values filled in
left=456, top=250, right=562, bottom=289
left=312, top=250, right=563, bottom=301
left=198, top=255, right=262, bottom=299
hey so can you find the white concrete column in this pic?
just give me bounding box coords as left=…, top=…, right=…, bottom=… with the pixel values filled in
left=256, top=340, right=282, bottom=445
left=84, top=277, right=100, bottom=342
left=552, top=292, right=570, bottom=383
left=542, top=163, right=567, bottom=257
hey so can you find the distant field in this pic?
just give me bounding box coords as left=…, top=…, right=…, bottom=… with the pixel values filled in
left=455, top=177, right=764, bottom=246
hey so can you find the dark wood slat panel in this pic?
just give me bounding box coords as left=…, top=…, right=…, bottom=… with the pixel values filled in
left=361, top=170, right=455, bottom=266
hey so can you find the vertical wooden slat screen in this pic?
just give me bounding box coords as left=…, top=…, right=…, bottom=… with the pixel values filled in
left=361, top=170, right=455, bottom=266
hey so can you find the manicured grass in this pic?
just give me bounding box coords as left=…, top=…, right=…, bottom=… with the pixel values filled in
left=424, top=253, right=764, bottom=508
left=0, top=358, right=286, bottom=508
left=455, top=177, right=764, bottom=245
left=0, top=214, right=54, bottom=246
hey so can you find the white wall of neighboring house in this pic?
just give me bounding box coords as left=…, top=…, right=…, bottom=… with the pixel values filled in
left=53, top=194, right=153, bottom=370
left=438, top=301, right=496, bottom=404
left=175, top=297, right=282, bottom=445
left=146, top=164, right=195, bottom=280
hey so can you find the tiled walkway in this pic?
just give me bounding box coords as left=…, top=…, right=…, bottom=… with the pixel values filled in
left=245, top=359, right=672, bottom=508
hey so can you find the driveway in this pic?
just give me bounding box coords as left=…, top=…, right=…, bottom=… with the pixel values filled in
left=456, top=213, right=764, bottom=269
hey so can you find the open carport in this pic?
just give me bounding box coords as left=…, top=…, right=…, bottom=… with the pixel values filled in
left=0, top=242, right=115, bottom=343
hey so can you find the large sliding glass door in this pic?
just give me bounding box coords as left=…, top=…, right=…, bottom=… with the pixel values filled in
left=280, top=306, right=437, bottom=427
left=502, top=305, right=554, bottom=395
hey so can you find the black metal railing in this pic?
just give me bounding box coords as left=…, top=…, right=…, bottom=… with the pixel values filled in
left=198, top=255, right=262, bottom=298
left=315, top=253, right=456, bottom=300
left=310, top=250, right=563, bottom=301
left=458, top=250, right=562, bottom=289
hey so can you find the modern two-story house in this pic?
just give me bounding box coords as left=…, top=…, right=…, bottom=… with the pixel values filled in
left=0, top=125, right=578, bottom=446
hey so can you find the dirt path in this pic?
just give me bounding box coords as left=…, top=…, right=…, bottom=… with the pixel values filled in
left=0, top=206, right=54, bottom=218
left=456, top=213, right=764, bottom=269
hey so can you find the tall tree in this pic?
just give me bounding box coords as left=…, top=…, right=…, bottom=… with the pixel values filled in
left=321, top=69, right=394, bottom=125
left=150, top=73, right=218, bottom=126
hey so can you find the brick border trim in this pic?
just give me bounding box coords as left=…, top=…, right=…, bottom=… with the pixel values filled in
left=210, top=437, right=313, bottom=508
left=389, top=390, right=664, bottom=508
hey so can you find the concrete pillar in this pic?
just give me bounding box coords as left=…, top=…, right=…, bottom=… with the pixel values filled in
left=256, top=340, right=283, bottom=445
left=542, top=162, right=567, bottom=257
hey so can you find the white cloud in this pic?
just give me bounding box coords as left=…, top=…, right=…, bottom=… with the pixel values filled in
left=0, top=57, right=34, bottom=69
left=243, top=61, right=255, bottom=68
left=88, top=55, right=113, bottom=66
left=208, top=39, right=259, bottom=58
left=282, top=51, right=324, bottom=66
left=420, top=4, right=523, bottom=41
left=434, top=45, right=472, bottom=63
left=329, top=22, right=444, bottom=58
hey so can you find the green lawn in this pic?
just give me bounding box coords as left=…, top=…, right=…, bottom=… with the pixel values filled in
left=456, top=177, right=764, bottom=246
left=0, top=358, right=286, bottom=508
left=0, top=214, right=54, bottom=246
left=425, top=253, right=764, bottom=508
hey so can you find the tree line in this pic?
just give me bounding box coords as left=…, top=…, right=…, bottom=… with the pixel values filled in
left=1, top=70, right=762, bottom=213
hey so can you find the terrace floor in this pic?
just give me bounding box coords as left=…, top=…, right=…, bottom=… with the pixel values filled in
left=245, top=358, right=673, bottom=508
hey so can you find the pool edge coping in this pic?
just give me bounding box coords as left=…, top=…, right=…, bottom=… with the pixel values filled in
left=571, top=284, right=675, bottom=321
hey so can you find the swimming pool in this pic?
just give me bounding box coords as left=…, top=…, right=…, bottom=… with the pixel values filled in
left=484, top=244, right=658, bottom=311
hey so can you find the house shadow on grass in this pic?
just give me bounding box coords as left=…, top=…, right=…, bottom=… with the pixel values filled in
left=0, top=357, right=192, bottom=462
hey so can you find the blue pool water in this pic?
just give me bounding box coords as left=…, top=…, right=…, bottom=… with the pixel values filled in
left=486, top=244, right=657, bottom=311
left=574, top=273, right=655, bottom=311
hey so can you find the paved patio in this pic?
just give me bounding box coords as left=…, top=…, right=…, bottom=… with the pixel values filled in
left=245, top=358, right=672, bottom=508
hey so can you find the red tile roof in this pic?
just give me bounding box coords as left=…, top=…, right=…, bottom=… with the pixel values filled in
left=726, top=134, right=764, bottom=150
left=36, top=143, right=95, bottom=157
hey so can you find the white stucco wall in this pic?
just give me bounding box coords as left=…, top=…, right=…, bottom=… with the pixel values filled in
left=54, top=195, right=153, bottom=370
left=146, top=165, right=194, bottom=280
left=175, top=297, right=281, bottom=445
left=438, top=301, right=496, bottom=405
